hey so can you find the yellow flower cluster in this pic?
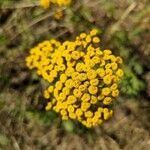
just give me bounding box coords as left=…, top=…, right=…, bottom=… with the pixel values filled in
left=26, top=29, right=124, bottom=128
left=40, top=0, right=72, bottom=9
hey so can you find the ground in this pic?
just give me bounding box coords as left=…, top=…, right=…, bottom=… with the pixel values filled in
left=0, top=0, right=150, bottom=149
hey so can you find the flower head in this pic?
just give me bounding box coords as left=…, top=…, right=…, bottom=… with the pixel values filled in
left=26, top=29, right=124, bottom=128
left=40, top=0, right=72, bottom=9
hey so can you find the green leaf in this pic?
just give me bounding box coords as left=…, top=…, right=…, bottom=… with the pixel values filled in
left=62, top=120, right=74, bottom=133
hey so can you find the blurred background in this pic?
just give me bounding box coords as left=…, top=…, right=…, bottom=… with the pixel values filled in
left=0, top=0, right=150, bottom=149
